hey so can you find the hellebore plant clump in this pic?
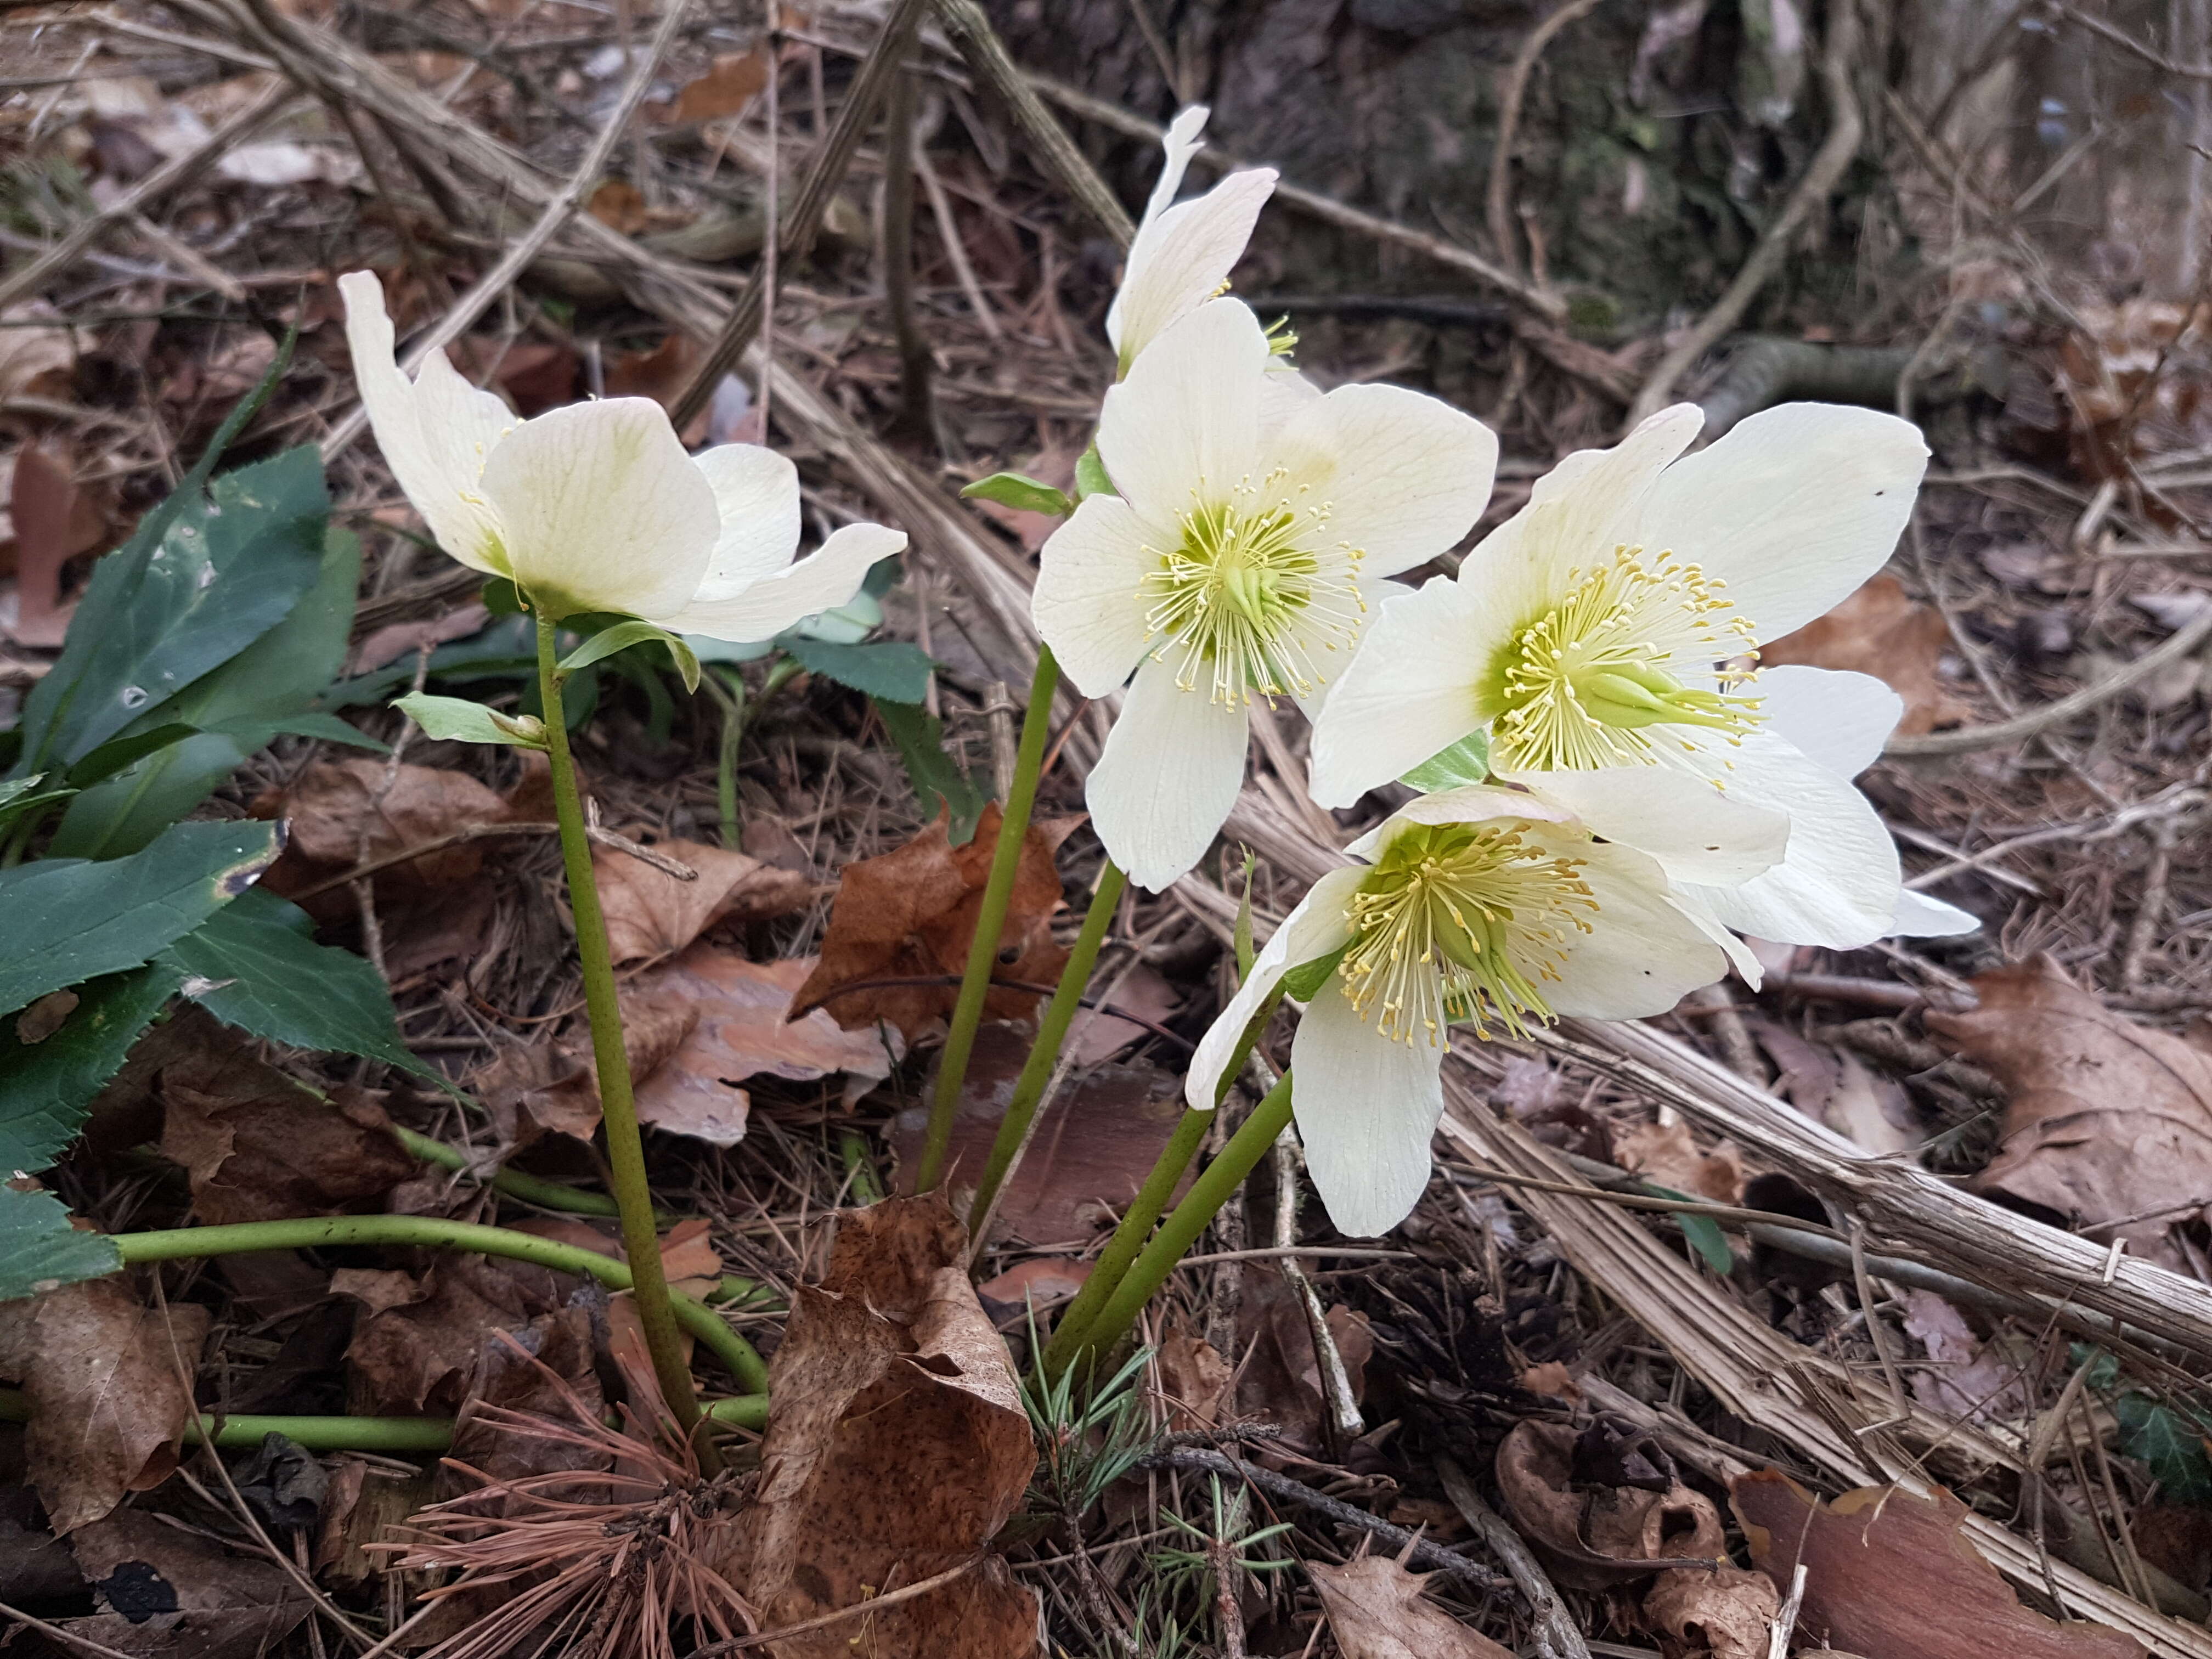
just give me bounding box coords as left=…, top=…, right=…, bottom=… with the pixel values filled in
left=2, top=101, right=1976, bottom=1459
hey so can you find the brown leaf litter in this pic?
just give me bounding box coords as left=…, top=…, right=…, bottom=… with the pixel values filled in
left=0, top=1279, right=210, bottom=1533
left=723, top=1194, right=1037, bottom=1658
left=338, top=1251, right=586, bottom=1416
left=1930, top=954, right=2212, bottom=1273
left=591, top=832, right=816, bottom=967
left=56, top=1507, right=309, bottom=1659
left=790, top=804, right=1083, bottom=1041
left=1761, top=571, right=1971, bottom=735
left=1611, top=1117, right=1747, bottom=1203
left=8, top=439, right=110, bottom=648
left=1308, top=1547, right=1515, bottom=1659
left=1733, top=1469, right=2146, bottom=1658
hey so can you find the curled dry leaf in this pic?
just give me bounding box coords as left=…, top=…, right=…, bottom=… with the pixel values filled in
left=1640, top=1559, right=1779, bottom=1659
left=0, top=301, right=76, bottom=403
left=1731, top=1469, right=2145, bottom=1659
left=1930, top=955, right=2212, bottom=1274
left=1761, top=572, right=1970, bottom=735
left=339, top=1251, right=578, bottom=1415
left=1152, top=1325, right=1234, bottom=1433
left=594, top=837, right=816, bottom=967
left=975, top=1256, right=1091, bottom=1313
left=725, top=1195, right=1038, bottom=1658
left=259, top=758, right=514, bottom=895
left=790, top=805, right=1081, bottom=1042
left=60, top=1508, right=309, bottom=1659
left=665, top=46, right=770, bottom=123
left=1234, top=1275, right=1374, bottom=1458
left=1307, top=1550, right=1515, bottom=1659
left=1493, top=1420, right=1721, bottom=1591
left=0, top=1279, right=211, bottom=1533
left=1612, top=1119, right=1747, bottom=1203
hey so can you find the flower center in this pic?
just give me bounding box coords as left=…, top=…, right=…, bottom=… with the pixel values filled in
left=1485, top=544, right=1762, bottom=772
left=1138, top=471, right=1364, bottom=705
left=1336, top=821, right=1597, bottom=1045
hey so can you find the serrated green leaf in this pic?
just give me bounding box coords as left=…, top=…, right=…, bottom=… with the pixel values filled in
left=0, top=1186, right=121, bottom=1304
left=1401, top=728, right=1493, bottom=793
left=1075, top=445, right=1113, bottom=501
left=0, top=820, right=279, bottom=1018
left=961, top=471, right=1073, bottom=518
left=785, top=635, right=935, bottom=704
left=873, top=698, right=986, bottom=845
left=158, top=888, right=431, bottom=1077
left=560, top=619, right=701, bottom=692
left=2117, top=1392, right=2212, bottom=1504
left=1281, top=943, right=1351, bottom=1003
left=394, top=692, right=546, bottom=749
left=0, top=964, right=182, bottom=1176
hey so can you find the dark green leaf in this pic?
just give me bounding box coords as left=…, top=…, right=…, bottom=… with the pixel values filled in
left=62, top=724, right=200, bottom=790
left=2070, top=1342, right=2121, bottom=1395
left=0, top=779, right=76, bottom=835
left=394, top=692, right=546, bottom=749
left=0, top=820, right=279, bottom=1017
left=1281, top=944, right=1351, bottom=1003
left=873, top=698, right=986, bottom=846
left=0, top=964, right=182, bottom=1176
left=0, top=1186, right=121, bottom=1304
left=1075, top=445, right=1113, bottom=501
left=961, top=471, right=1073, bottom=518
left=13, top=446, right=329, bottom=773
left=785, top=635, right=935, bottom=704
left=561, top=619, right=700, bottom=692
left=223, top=712, right=384, bottom=752
left=2118, top=1392, right=2212, bottom=1504
left=1640, top=1182, right=1737, bottom=1274
left=158, top=888, right=432, bottom=1077
left=1401, top=729, right=1492, bottom=793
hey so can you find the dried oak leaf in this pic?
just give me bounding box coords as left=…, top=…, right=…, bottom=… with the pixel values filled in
left=339, top=1251, right=578, bottom=1415
left=1761, top=573, right=1970, bottom=736
left=1611, top=1119, right=1746, bottom=1203
left=594, top=834, right=816, bottom=966
left=1929, top=954, right=2212, bottom=1273
left=61, top=1508, right=308, bottom=1659
left=1308, top=1551, right=1515, bottom=1659
left=725, top=1195, right=1038, bottom=1658
left=257, top=758, right=514, bottom=903
left=158, top=1037, right=413, bottom=1225
left=1640, top=1559, right=1779, bottom=1659
left=1494, top=1420, right=1721, bottom=1591
left=790, top=804, right=1082, bottom=1042
left=0, top=1280, right=211, bottom=1533
left=1731, top=1469, right=2144, bottom=1659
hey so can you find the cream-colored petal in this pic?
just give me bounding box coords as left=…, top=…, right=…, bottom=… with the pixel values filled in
left=1342, top=785, right=1578, bottom=861
left=339, top=271, right=512, bottom=574
left=653, top=522, right=905, bottom=644
left=1184, top=865, right=1364, bottom=1113
left=1265, top=382, right=1497, bottom=577
left=1754, top=664, right=1900, bottom=780
left=1255, top=366, right=1323, bottom=449
left=1032, top=493, right=1164, bottom=697
left=1539, top=837, right=1729, bottom=1018
left=1291, top=978, right=1447, bottom=1237
left=1109, top=170, right=1278, bottom=369
left=477, top=398, right=720, bottom=620
left=691, top=443, right=802, bottom=598
left=1096, top=298, right=1266, bottom=522
left=1288, top=569, right=1408, bottom=725
left=1633, top=402, right=1927, bottom=642
left=1508, top=764, right=1789, bottom=885
left=1307, top=577, right=1494, bottom=808
left=1087, top=655, right=1251, bottom=891
left=1892, top=889, right=1980, bottom=937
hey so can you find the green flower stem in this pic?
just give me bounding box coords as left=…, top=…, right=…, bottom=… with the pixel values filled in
left=1041, top=986, right=1283, bottom=1371
left=385, top=1124, right=624, bottom=1217
left=115, top=1212, right=768, bottom=1397
left=964, top=861, right=1128, bottom=1239
left=915, top=645, right=1062, bottom=1193
left=0, top=1390, right=769, bottom=1452
left=1049, top=1070, right=1295, bottom=1378
left=533, top=608, right=702, bottom=1436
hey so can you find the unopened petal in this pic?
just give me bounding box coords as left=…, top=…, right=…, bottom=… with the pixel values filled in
left=657, top=521, right=905, bottom=644
left=1096, top=297, right=1266, bottom=521
left=477, top=398, right=720, bottom=620
left=1185, top=865, right=1364, bottom=1112
left=1087, top=655, right=1251, bottom=891
left=1032, top=494, right=1163, bottom=697
left=1291, top=981, right=1447, bottom=1237
left=691, top=443, right=803, bottom=599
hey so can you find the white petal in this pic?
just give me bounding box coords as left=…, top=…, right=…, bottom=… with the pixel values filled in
left=1096, top=298, right=1266, bottom=522
left=1892, top=889, right=1980, bottom=937
left=1754, top=664, right=1900, bottom=780
left=1633, top=403, right=1927, bottom=642
left=654, top=521, right=905, bottom=643
left=1308, top=577, right=1493, bottom=808
left=690, top=443, right=802, bottom=598
left=1141, top=108, right=1210, bottom=227
left=477, top=398, right=720, bottom=620
left=1509, top=764, right=1789, bottom=885
left=1678, top=731, right=1904, bottom=947
left=1541, top=838, right=1729, bottom=1018
left=1032, top=494, right=1161, bottom=697
left=1344, top=783, right=1578, bottom=860
left=1266, top=383, right=1498, bottom=577
left=1185, top=865, right=1364, bottom=1112
left=1291, top=978, right=1446, bottom=1237
left=339, top=271, right=512, bottom=574
left=1087, top=656, right=1250, bottom=891
left=1256, top=367, right=1324, bottom=450
left=1289, top=570, right=1409, bottom=724
left=1108, top=170, right=1278, bottom=368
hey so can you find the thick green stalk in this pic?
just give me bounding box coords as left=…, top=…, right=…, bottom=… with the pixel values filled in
left=533, top=610, right=702, bottom=1435
left=915, top=646, right=1062, bottom=1192
left=964, top=861, right=1128, bottom=1237
left=116, top=1215, right=768, bottom=1395
left=1052, top=1070, right=1295, bottom=1377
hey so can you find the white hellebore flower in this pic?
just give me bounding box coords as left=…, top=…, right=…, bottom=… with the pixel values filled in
left=1106, top=106, right=1277, bottom=374
left=1309, top=402, right=1978, bottom=951
left=1033, top=297, right=1498, bottom=892
left=340, top=271, right=904, bottom=640
left=1189, top=787, right=1731, bottom=1235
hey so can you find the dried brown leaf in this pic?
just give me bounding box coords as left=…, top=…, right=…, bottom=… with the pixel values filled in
left=1640, top=1559, right=1779, bottom=1659
left=594, top=836, right=815, bottom=966
left=0, top=1280, right=211, bottom=1533
left=1901, top=1290, right=2031, bottom=1423
left=1234, top=1275, right=1373, bottom=1458
left=1494, top=1420, right=1720, bottom=1590
left=667, top=48, right=770, bottom=123
left=604, top=334, right=711, bottom=444
left=8, top=442, right=108, bottom=647
left=1308, top=1553, right=1515, bottom=1659
left=1761, top=573, right=1970, bottom=735
left=1731, top=1470, right=2145, bottom=1658
left=60, top=1509, right=308, bottom=1659
left=1152, top=1325, right=1232, bottom=1433
left=340, top=1254, right=576, bottom=1414
left=1931, top=955, right=2212, bottom=1272
left=260, top=758, right=513, bottom=893
left=0, top=302, right=76, bottom=402
left=726, top=1195, right=1038, bottom=1658
left=1613, top=1119, right=1746, bottom=1203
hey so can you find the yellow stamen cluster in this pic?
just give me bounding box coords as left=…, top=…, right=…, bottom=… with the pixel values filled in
left=1138, top=470, right=1364, bottom=706
left=1336, top=821, right=1597, bottom=1045
left=1487, top=544, right=1763, bottom=773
